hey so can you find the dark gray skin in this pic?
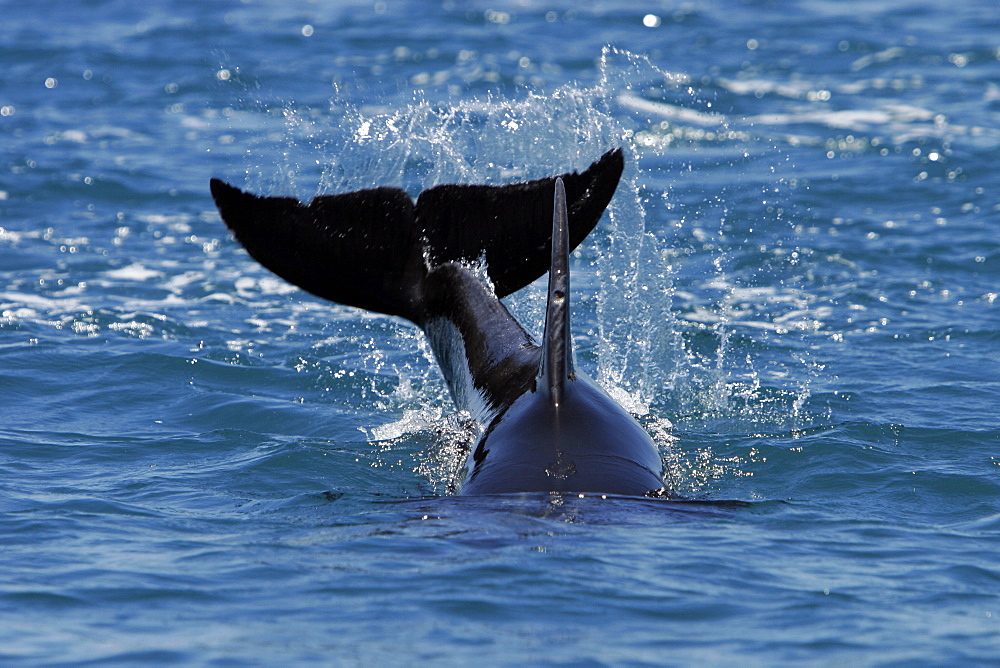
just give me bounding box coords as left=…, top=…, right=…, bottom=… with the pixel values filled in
left=210, top=149, right=666, bottom=496
left=421, top=181, right=663, bottom=495
left=420, top=259, right=664, bottom=495
left=463, top=376, right=666, bottom=495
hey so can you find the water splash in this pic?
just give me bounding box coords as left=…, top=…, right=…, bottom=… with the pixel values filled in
left=222, top=47, right=833, bottom=495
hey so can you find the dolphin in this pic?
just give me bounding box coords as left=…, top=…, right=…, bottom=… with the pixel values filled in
left=210, top=149, right=666, bottom=496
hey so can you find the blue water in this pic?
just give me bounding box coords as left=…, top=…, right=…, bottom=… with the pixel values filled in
left=2, top=0, right=999, bottom=664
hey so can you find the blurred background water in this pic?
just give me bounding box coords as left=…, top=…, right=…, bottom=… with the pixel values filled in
left=1, top=0, right=998, bottom=664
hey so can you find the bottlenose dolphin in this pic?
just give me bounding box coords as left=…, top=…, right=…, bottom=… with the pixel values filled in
left=210, top=149, right=666, bottom=496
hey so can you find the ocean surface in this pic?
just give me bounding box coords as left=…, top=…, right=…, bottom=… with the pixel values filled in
left=2, top=0, right=998, bottom=664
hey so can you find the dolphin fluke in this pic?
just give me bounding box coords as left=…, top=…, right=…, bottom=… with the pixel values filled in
left=209, top=180, right=426, bottom=320
left=209, top=149, right=623, bottom=324
left=415, top=148, right=623, bottom=297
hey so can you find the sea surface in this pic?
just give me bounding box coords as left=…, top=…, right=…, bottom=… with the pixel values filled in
left=2, top=0, right=999, bottom=664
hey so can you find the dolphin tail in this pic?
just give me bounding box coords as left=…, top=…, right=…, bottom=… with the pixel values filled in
left=539, top=177, right=573, bottom=406
left=209, top=148, right=623, bottom=324
left=209, top=181, right=427, bottom=320
left=413, top=148, right=623, bottom=300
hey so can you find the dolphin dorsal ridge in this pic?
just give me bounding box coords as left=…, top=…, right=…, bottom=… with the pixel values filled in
left=539, top=177, right=574, bottom=406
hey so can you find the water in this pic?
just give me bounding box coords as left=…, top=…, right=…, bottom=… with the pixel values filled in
left=2, top=0, right=998, bottom=664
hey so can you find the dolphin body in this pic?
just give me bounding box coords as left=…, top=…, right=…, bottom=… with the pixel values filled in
left=210, top=149, right=666, bottom=496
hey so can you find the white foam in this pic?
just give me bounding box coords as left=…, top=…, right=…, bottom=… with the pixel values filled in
left=233, top=275, right=298, bottom=298
left=369, top=407, right=444, bottom=441
left=850, top=46, right=905, bottom=72
left=745, top=109, right=894, bottom=131
left=0, top=291, right=88, bottom=314
left=137, top=213, right=192, bottom=226
left=55, top=129, right=88, bottom=143
left=104, top=263, right=163, bottom=281
left=617, top=93, right=725, bottom=127
left=163, top=271, right=202, bottom=293
left=718, top=78, right=817, bottom=99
